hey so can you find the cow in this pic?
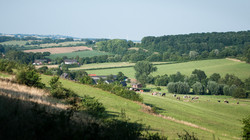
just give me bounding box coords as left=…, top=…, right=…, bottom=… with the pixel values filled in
left=224, top=100, right=229, bottom=103
left=183, top=95, right=188, bottom=98
left=176, top=97, right=180, bottom=100
left=237, top=102, right=239, bottom=104
left=192, top=96, right=199, bottom=100
left=173, top=94, right=176, bottom=97
left=162, top=93, right=166, bottom=96
left=218, top=100, right=221, bottom=102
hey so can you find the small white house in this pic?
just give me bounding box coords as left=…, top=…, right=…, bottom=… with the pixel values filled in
left=64, top=59, right=77, bottom=65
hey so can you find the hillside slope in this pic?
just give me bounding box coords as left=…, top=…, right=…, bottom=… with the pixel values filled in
left=41, top=75, right=249, bottom=139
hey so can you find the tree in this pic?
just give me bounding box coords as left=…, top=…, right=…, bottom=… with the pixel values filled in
left=176, top=82, right=190, bottom=94
left=192, top=82, right=203, bottom=95
left=116, top=72, right=126, bottom=81
left=207, top=81, right=219, bottom=95
left=244, top=77, right=250, bottom=90
left=192, top=69, right=207, bottom=82
left=134, top=61, right=157, bottom=86
left=16, top=68, right=45, bottom=88
left=169, top=72, right=185, bottom=82
left=167, top=82, right=177, bottom=93
left=189, top=51, right=199, bottom=60
left=232, top=87, right=247, bottom=98
left=209, top=73, right=221, bottom=82
left=242, top=116, right=250, bottom=140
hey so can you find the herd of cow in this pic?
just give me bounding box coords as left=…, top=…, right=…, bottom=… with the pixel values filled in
left=150, top=92, right=239, bottom=104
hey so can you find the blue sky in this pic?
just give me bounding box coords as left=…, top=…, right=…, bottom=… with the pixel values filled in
left=0, top=0, right=249, bottom=40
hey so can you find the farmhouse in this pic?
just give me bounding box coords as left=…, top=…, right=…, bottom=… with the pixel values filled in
left=64, top=59, right=77, bottom=65
left=132, top=83, right=142, bottom=89
left=33, top=59, right=47, bottom=65
left=88, top=74, right=127, bottom=86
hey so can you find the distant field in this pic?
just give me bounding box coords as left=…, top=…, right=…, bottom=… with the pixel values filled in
left=48, top=50, right=112, bottom=59
left=0, top=40, right=85, bottom=48
left=0, top=40, right=31, bottom=46
left=70, top=62, right=169, bottom=70
left=41, top=74, right=250, bottom=139
left=39, top=41, right=85, bottom=47
left=23, top=46, right=92, bottom=54
left=86, top=59, right=250, bottom=80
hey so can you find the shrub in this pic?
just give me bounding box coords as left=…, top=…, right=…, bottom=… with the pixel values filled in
left=16, top=69, right=45, bottom=88
left=242, top=116, right=250, bottom=140
left=167, top=82, right=177, bottom=93
left=79, top=95, right=105, bottom=117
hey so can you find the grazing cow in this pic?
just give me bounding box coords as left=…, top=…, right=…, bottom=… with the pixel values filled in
left=162, top=93, right=166, bottom=96
left=237, top=102, right=239, bottom=104
left=188, top=96, right=191, bottom=98
left=192, top=96, right=199, bottom=100
left=176, top=97, right=180, bottom=100
left=224, top=100, right=229, bottom=103
left=183, top=95, right=188, bottom=98
left=218, top=100, right=221, bottom=102
left=173, top=94, right=176, bottom=97
left=152, top=92, right=158, bottom=96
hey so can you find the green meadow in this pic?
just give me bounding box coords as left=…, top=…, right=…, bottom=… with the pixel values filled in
left=48, top=50, right=111, bottom=59
left=0, top=40, right=31, bottom=46
left=86, top=59, right=250, bottom=80
left=41, top=74, right=250, bottom=139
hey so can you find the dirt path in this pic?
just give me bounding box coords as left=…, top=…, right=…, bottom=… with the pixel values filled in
left=226, top=58, right=245, bottom=63
left=136, top=102, right=214, bottom=133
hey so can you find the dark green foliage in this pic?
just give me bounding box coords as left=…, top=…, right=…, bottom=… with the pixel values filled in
left=155, top=74, right=169, bottom=86
left=242, top=116, right=250, bottom=140
left=167, top=82, right=190, bottom=94
left=80, top=75, right=94, bottom=85
left=167, top=82, right=177, bottom=93
left=221, top=74, right=244, bottom=87
left=244, top=77, right=250, bottom=90
left=207, top=81, right=219, bottom=95
left=223, top=85, right=230, bottom=96
left=16, top=68, right=45, bottom=88
left=169, top=72, right=185, bottom=82
left=116, top=71, right=126, bottom=81
left=192, top=69, right=207, bottom=82
left=134, top=61, right=157, bottom=86
left=192, top=82, right=204, bottom=95
left=0, top=95, right=157, bottom=140
left=185, top=74, right=199, bottom=86
left=79, top=95, right=105, bottom=117
left=177, top=130, right=199, bottom=140
left=37, top=66, right=48, bottom=73
left=0, top=59, right=14, bottom=73
left=49, top=76, right=77, bottom=99
left=232, top=87, right=247, bottom=98
left=209, top=73, right=221, bottom=82
left=156, top=87, right=161, bottom=91
left=95, top=83, right=143, bottom=102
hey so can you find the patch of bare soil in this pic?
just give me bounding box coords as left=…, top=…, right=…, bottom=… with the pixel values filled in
left=226, top=58, right=245, bottom=63
left=24, top=46, right=92, bottom=54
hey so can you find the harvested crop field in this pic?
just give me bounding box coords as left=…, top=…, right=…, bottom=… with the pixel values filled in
left=23, top=46, right=92, bottom=54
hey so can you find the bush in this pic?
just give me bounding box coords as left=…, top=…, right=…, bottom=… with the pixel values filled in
left=167, top=82, right=177, bottom=93
left=232, top=87, right=247, bottom=98
left=79, top=95, right=105, bottom=117
left=242, top=116, right=250, bottom=140
left=16, top=69, right=45, bottom=88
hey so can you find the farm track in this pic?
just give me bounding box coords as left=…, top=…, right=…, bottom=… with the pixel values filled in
left=136, top=102, right=214, bottom=133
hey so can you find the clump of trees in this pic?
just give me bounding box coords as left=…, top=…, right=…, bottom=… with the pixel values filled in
left=134, top=61, right=157, bottom=87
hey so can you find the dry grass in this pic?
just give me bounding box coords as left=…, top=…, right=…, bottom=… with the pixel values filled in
left=23, top=46, right=92, bottom=54
left=0, top=79, right=69, bottom=109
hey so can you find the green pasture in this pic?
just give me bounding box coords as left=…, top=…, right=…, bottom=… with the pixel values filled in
left=86, top=59, right=250, bottom=80
left=41, top=74, right=249, bottom=139
left=70, top=62, right=168, bottom=71
left=48, top=50, right=111, bottom=59
left=0, top=73, right=10, bottom=78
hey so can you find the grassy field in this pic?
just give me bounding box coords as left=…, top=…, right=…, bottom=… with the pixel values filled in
left=70, top=62, right=169, bottom=71
left=0, top=73, right=10, bottom=78
left=41, top=74, right=250, bottom=139
left=48, top=50, right=112, bottom=59
left=86, top=59, right=250, bottom=80
left=0, top=40, right=31, bottom=46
